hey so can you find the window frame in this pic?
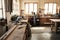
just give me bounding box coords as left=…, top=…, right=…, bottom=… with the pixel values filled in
left=44, top=2, right=57, bottom=15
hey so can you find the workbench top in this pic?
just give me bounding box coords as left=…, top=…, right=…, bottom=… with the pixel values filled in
left=6, top=24, right=26, bottom=40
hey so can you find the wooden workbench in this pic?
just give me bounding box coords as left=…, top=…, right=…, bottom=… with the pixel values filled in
left=0, top=19, right=31, bottom=40
left=50, top=19, right=60, bottom=32
left=5, top=24, right=26, bottom=40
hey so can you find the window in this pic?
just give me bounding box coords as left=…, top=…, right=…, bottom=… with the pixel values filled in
left=25, top=3, right=37, bottom=15
left=0, top=0, right=5, bottom=18
left=0, top=0, right=3, bottom=18
left=44, top=3, right=56, bottom=15
left=12, top=0, right=20, bottom=15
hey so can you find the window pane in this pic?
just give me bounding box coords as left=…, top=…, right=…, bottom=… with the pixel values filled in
left=29, top=3, right=33, bottom=14
left=25, top=3, right=37, bottom=15
left=0, top=0, right=2, bottom=8
left=12, top=0, right=16, bottom=15
left=12, top=0, right=20, bottom=15
left=44, top=3, right=56, bottom=15
left=0, top=10, right=2, bottom=18
left=25, top=4, right=29, bottom=14
left=3, top=0, right=5, bottom=18
left=53, top=3, right=56, bottom=14
left=44, top=3, right=48, bottom=14
left=49, top=3, right=53, bottom=14
left=34, top=4, right=37, bottom=14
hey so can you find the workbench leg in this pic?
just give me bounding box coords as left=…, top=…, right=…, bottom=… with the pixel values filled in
left=51, top=21, right=53, bottom=32
left=55, top=22, right=57, bottom=32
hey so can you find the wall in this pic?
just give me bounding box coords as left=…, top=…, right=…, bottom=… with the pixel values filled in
left=20, top=0, right=39, bottom=17
left=58, top=0, right=60, bottom=6
left=20, top=0, right=39, bottom=10
left=20, top=0, right=59, bottom=10
left=58, top=0, right=60, bottom=10
left=39, top=0, right=58, bottom=9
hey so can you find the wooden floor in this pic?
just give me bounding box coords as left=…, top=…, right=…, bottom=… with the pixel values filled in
left=31, top=27, right=60, bottom=40
left=1, top=26, right=60, bottom=40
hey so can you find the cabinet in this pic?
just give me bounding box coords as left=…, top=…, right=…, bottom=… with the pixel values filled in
left=40, top=18, right=51, bottom=24
left=40, top=16, right=60, bottom=25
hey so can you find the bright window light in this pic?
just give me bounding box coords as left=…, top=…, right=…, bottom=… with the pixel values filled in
left=53, top=3, right=56, bottom=14
left=25, top=4, right=29, bottom=14
left=44, top=3, right=56, bottom=15
left=0, top=0, right=2, bottom=8
left=49, top=3, right=53, bottom=14
left=12, top=0, right=20, bottom=15
left=34, top=4, right=37, bottom=14
left=0, top=0, right=2, bottom=18
left=0, top=0, right=5, bottom=18
left=45, top=4, right=48, bottom=14
left=25, top=3, right=37, bottom=15
left=3, top=0, right=5, bottom=18
left=29, top=3, right=33, bottom=14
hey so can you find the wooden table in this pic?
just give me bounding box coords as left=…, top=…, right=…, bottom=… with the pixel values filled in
left=0, top=19, right=31, bottom=40
left=0, top=24, right=27, bottom=40
left=6, top=24, right=26, bottom=40
left=50, top=19, right=60, bottom=32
